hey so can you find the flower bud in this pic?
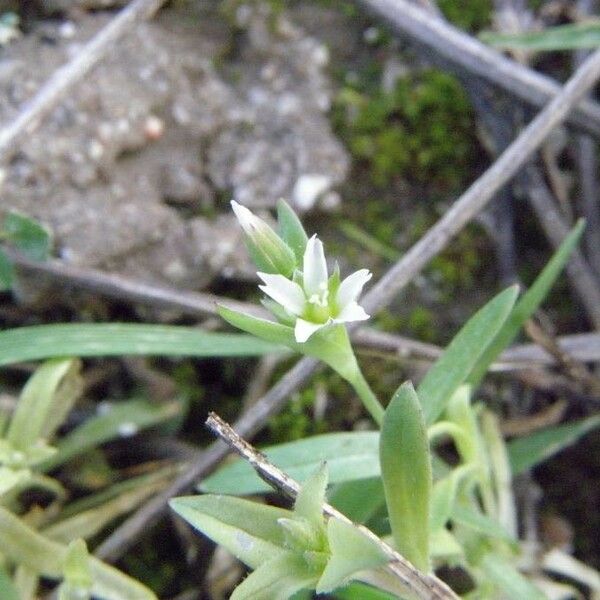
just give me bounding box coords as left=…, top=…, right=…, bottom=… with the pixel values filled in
left=231, top=201, right=296, bottom=277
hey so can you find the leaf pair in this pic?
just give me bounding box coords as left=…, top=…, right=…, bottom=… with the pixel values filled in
left=171, top=465, right=389, bottom=599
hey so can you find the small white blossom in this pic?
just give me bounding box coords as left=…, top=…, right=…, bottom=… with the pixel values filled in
left=258, top=235, right=371, bottom=343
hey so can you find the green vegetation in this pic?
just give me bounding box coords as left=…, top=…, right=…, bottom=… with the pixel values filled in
left=335, top=70, right=476, bottom=189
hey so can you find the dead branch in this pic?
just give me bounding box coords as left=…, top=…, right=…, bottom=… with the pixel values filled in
left=522, top=164, right=600, bottom=329
left=354, top=0, right=600, bottom=137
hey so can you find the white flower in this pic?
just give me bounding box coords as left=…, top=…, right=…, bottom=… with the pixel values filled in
left=258, top=235, right=372, bottom=343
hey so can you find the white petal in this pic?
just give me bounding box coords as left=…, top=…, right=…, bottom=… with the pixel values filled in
left=295, top=318, right=325, bottom=343
left=257, top=272, right=305, bottom=315
left=303, top=235, right=328, bottom=296
left=336, top=269, right=372, bottom=308
left=231, top=200, right=258, bottom=235
left=336, top=301, right=370, bottom=323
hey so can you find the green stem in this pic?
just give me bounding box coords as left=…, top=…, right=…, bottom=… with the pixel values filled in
left=349, top=368, right=385, bottom=426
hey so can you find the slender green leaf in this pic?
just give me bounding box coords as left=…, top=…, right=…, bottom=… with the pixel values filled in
left=429, top=465, right=475, bottom=531
left=0, top=565, right=20, bottom=600
left=277, top=199, right=308, bottom=262
left=469, top=220, right=584, bottom=386
left=418, top=286, right=519, bottom=424
left=317, top=519, right=388, bottom=593
left=481, top=21, right=600, bottom=51
left=201, top=432, right=380, bottom=495
left=169, top=495, right=289, bottom=569
left=0, top=323, right=281, bottom=366
left=508, top=415, right=600, bottom=475
left=0, top=507, right=156, bottom=600
left=7, top=358, right=81, bottom=450
left=40, top=398, right=181, bottom=472
left=3, top=211, right=52, bottom=261
left=429, top=528, right=463, bottom=558
left=380, top=382, right=431, bottom=571
left=44, top=468, right=176, bottom=544
left=231, top=552, right=317, bottom=600
left=334, top=582, right=397, bottom=600
left=451, top=504, right=516, bottom=545
left=479, top=554, right=546, bottom=600
left=0, top=249, right=14, bottom=291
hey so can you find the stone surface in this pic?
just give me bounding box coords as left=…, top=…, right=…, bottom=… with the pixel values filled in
left=0, top=2, right=349, bottom=300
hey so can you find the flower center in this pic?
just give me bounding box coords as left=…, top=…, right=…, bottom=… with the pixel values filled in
left=304, top=282, right=331, bottom=323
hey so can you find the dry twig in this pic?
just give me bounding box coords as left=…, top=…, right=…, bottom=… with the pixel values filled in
left=355, top=0, right=600, bottom=136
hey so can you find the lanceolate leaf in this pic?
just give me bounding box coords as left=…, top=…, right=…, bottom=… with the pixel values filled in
left=333, top=582, right=397, bottom=600
left=0, top=507, right=156, bottom=600
left=169, top=495, right=290, bottom=569
left=508, top=414, right=600, bottom=475
left=0, top=323, right=281, bottom=366
left=200, top=432, right=381, bottom=495
left=6, top=358, right=82, bottom=451
left=379, top=382, right=431, bottom=572
left=469, top=220, right=584, bottom=387
left=481, top=21, right=600, bottom=51
left=417, top=286, right=519, bottom=424
left=231, top=552, right=318, bottom=600
left=479, top=554, right=546, bottom=600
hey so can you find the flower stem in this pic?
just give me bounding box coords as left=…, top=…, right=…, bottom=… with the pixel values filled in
left=349, top=368, right=385, bottom=426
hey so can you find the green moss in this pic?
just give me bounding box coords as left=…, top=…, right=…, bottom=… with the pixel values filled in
left=268, top=382, right=328, bottom=443
left=437, top=0, right=492, bottom=31
left=334, top=70, right=476, bottom=189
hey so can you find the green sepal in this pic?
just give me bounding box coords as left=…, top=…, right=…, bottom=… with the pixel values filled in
left=380, top=382, right=431, bottom=572
left=316, top=519, right=388, bottom=593
left=277, top=199, right=309, bottom=262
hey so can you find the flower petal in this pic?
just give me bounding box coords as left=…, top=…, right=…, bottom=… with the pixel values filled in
left=258, top=272, right=306, bottom=315
left=336, top=269, right=372, bottom=308
left=295, top=318, right=325, bottom=343
left=303, top=235, right=328, bottom=297
left=336, top=301, right=369, bottom=323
